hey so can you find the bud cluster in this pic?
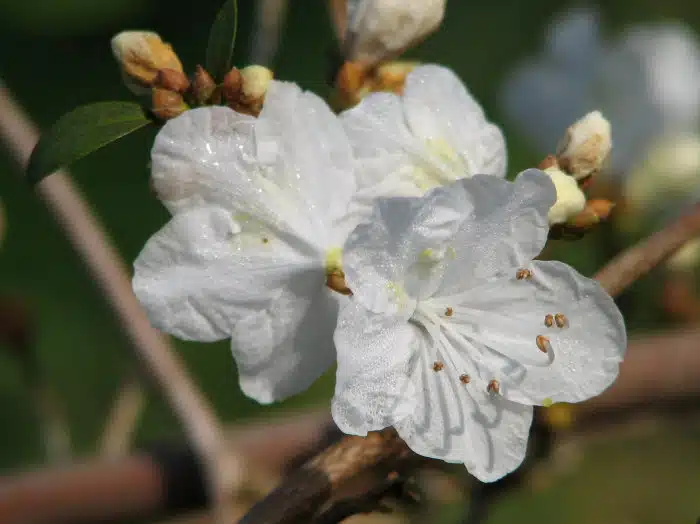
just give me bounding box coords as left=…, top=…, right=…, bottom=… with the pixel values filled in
left=111, top=31, right=274, bottom=121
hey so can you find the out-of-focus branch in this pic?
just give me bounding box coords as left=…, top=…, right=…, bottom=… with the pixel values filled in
left=99, top=372, right=147, bottom=459
left=249, top=0, right=289, bottom=67
left=594, top=203, right=700, bottom=297
left=0, top=81, right=242, bottom=523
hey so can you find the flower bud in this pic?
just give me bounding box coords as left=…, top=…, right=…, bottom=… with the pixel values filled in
left=151, top=88, right=187, bottom=121
left=544, top=166, right=587, bottom=226
left=556, top=111, right=612, bottom=181
left=222, top=67, right=243, bottom=106
left=238, top=65, right=274, bottom=116
left=341, top=0, right=446, bottom=66
left=111, top=31, right=183, bottom=94
left=154, top=68, right=190, bottom=94
left=191, top=65, right=217, bottom=105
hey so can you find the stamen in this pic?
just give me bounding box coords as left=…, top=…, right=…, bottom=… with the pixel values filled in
left=536, top=335, right=552, bottom=353
left=262, top=237, right=269, bottom=244
left=444, top=307, right=453, bottom=317
left=516, top=268, right=533, bottom=280
left=459, top=374, right=471, bottom=384
left=432, top=361, right=445, bottom=372
left=487, top=379, right=500, bottom=394
left=544, top=314, right=554, bottom=327
left=554, top=313, right=568, bottom=328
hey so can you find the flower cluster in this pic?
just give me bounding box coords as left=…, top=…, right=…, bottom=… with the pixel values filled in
left=132, top=64, right=627, bottom=481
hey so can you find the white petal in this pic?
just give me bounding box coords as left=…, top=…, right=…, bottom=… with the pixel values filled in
left=232, top=285, right=340, bottom=404
left=343, top=184, right=471, bottom=316
left=331, top=301, right=418, bottom=435
left=438, top=260, right=626, bottom=405
left=436, top=170, right=556, bottom=294
left=133, top=206, right=314, bottom=341
left=393, top=341, right=533, bottom=482
left=402, top=65, right=507, bottom=178
left=151, top=81, right=355, bottom=246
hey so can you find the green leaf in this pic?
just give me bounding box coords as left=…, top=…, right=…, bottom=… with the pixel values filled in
left=205, top=0, right=239, bottom=81
left=27, top=101, right=152, bottom=185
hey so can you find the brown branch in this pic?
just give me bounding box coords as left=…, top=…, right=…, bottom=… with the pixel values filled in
left=0, top=80, right=244, bottom=523
left=594, top=202, right=700, bottom=297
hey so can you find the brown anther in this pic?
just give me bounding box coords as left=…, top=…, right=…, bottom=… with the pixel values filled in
left=554, top=313, right=568, bottom=328
left=487, top=379, right=500, bottom=394
left=432, top=361, right=444, bottom=372
left=326, top=271, right=352, bottom=296
left=536, top=335, right=551, bottom=353
left=459, top=374, right=471, bottom=384
left=544, top=314, right=554, bottom=327
left=516, top=268, right=533, bottom=280
left=444, top=307, right=453, bottom=317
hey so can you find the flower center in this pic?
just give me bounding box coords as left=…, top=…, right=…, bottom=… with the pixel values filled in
left=410, top=138, right=469, bottom=191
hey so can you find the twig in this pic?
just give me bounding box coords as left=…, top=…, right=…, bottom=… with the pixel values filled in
left=0, top=80, right=243, bottom=523
left=594, top=203, right=700, bottom=297
left=99, top=371, right=147, bottom=459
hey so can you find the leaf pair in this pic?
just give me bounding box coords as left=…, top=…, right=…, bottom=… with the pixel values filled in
left=27, top=0, right=238, bottom=185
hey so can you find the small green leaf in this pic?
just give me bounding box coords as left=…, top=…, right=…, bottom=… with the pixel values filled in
left=205, top=0, right=239, bottom=81
left=27, top=101, right=152, bottom=185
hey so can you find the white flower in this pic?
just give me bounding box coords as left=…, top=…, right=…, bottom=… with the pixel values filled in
left=340, top=64, right=507, bottom=220
left=332, top=170, right=626, bottom=481
left=132, top=80, right=357, bottom=404
left=343, top=0, right=446, bottom=65
left=501, top=8, right=700, bottom=174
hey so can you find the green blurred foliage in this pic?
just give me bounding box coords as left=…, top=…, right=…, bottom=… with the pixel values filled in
left=0, top=1, right=699, bottom=522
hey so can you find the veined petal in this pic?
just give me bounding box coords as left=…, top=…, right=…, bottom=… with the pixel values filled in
left=393, top=334, right=533, bottom=482
left=402, top=65, right=507, bottom=178
left=151, top=81, right=355, bottom=246
left=133, top=206, right=315, bottom=342
left=331, top=301, right=419, bottom=435
left=343, top=184, right=471, bottom=316
left=232, top=284, right=340, bottom=404
left=436, top=260, right=626, bottom=405
left=435, top=170, right=555, bottom=295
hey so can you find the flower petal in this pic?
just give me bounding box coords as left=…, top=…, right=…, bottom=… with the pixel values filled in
left=331, top=301, right=419, bottom=435
left=133, top=205, right=314, bottom=342
left=151, top=81, right=355, bottom=246
left=438, top=260, right=626, bottom=405
left=436, top=170, right=556, bottom=294
left=402, top=65, right=507, bottom=178
left=343, top=183, right=471, bottom=316
left=393, top=341, right=533, bottom=482
left=232, top=285, right=340, bottom=404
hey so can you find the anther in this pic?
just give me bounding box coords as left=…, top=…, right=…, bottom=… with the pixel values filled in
left=544, top=314, right=554, bottom=327
left=487, top=379, right=500, bottom=394
left=516, top=268, right=533, bottom=280
left=262, top=237, right=269, bottom=244
left=554, top=313, right=568, bottom=328
left=459, top=374, right=471, bottom=384
left=445, top=307, right=453, bottom=317
left=432, top=361, right=445, bottom=372
left=536, top=335, right=551, bottom=353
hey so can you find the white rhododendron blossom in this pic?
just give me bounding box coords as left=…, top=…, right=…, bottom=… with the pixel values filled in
left=341, top=64, right=507, bottom=219
left=332, top=170, right=626, bottom=481
left=501, top=7, right=700, bottom=174
left=133, top=81, right=359, bottom=404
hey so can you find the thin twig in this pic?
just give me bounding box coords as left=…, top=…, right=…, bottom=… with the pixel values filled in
left=99, top=372, right=147, bottom=459
left=0, top=80, right=243, bottom=523
left=594, top=203, right=700, bottom=297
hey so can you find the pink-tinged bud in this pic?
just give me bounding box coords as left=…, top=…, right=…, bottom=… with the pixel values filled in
left=222, top=67, right=243, bottom=106
left=151, top=88, right=187, bottom=121
left=556, top=111, right=612, bottom=180
left=191, top=65, right=217, bottom=105
left=154, top=68, right=190, bottom=94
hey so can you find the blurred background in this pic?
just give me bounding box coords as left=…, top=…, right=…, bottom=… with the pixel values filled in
left=1, top=1, right=700, bottom=522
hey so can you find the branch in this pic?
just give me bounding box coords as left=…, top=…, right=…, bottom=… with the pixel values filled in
left=0, top=81, right=243, bottom=523
left=594, top=203, right=700, bottom=297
